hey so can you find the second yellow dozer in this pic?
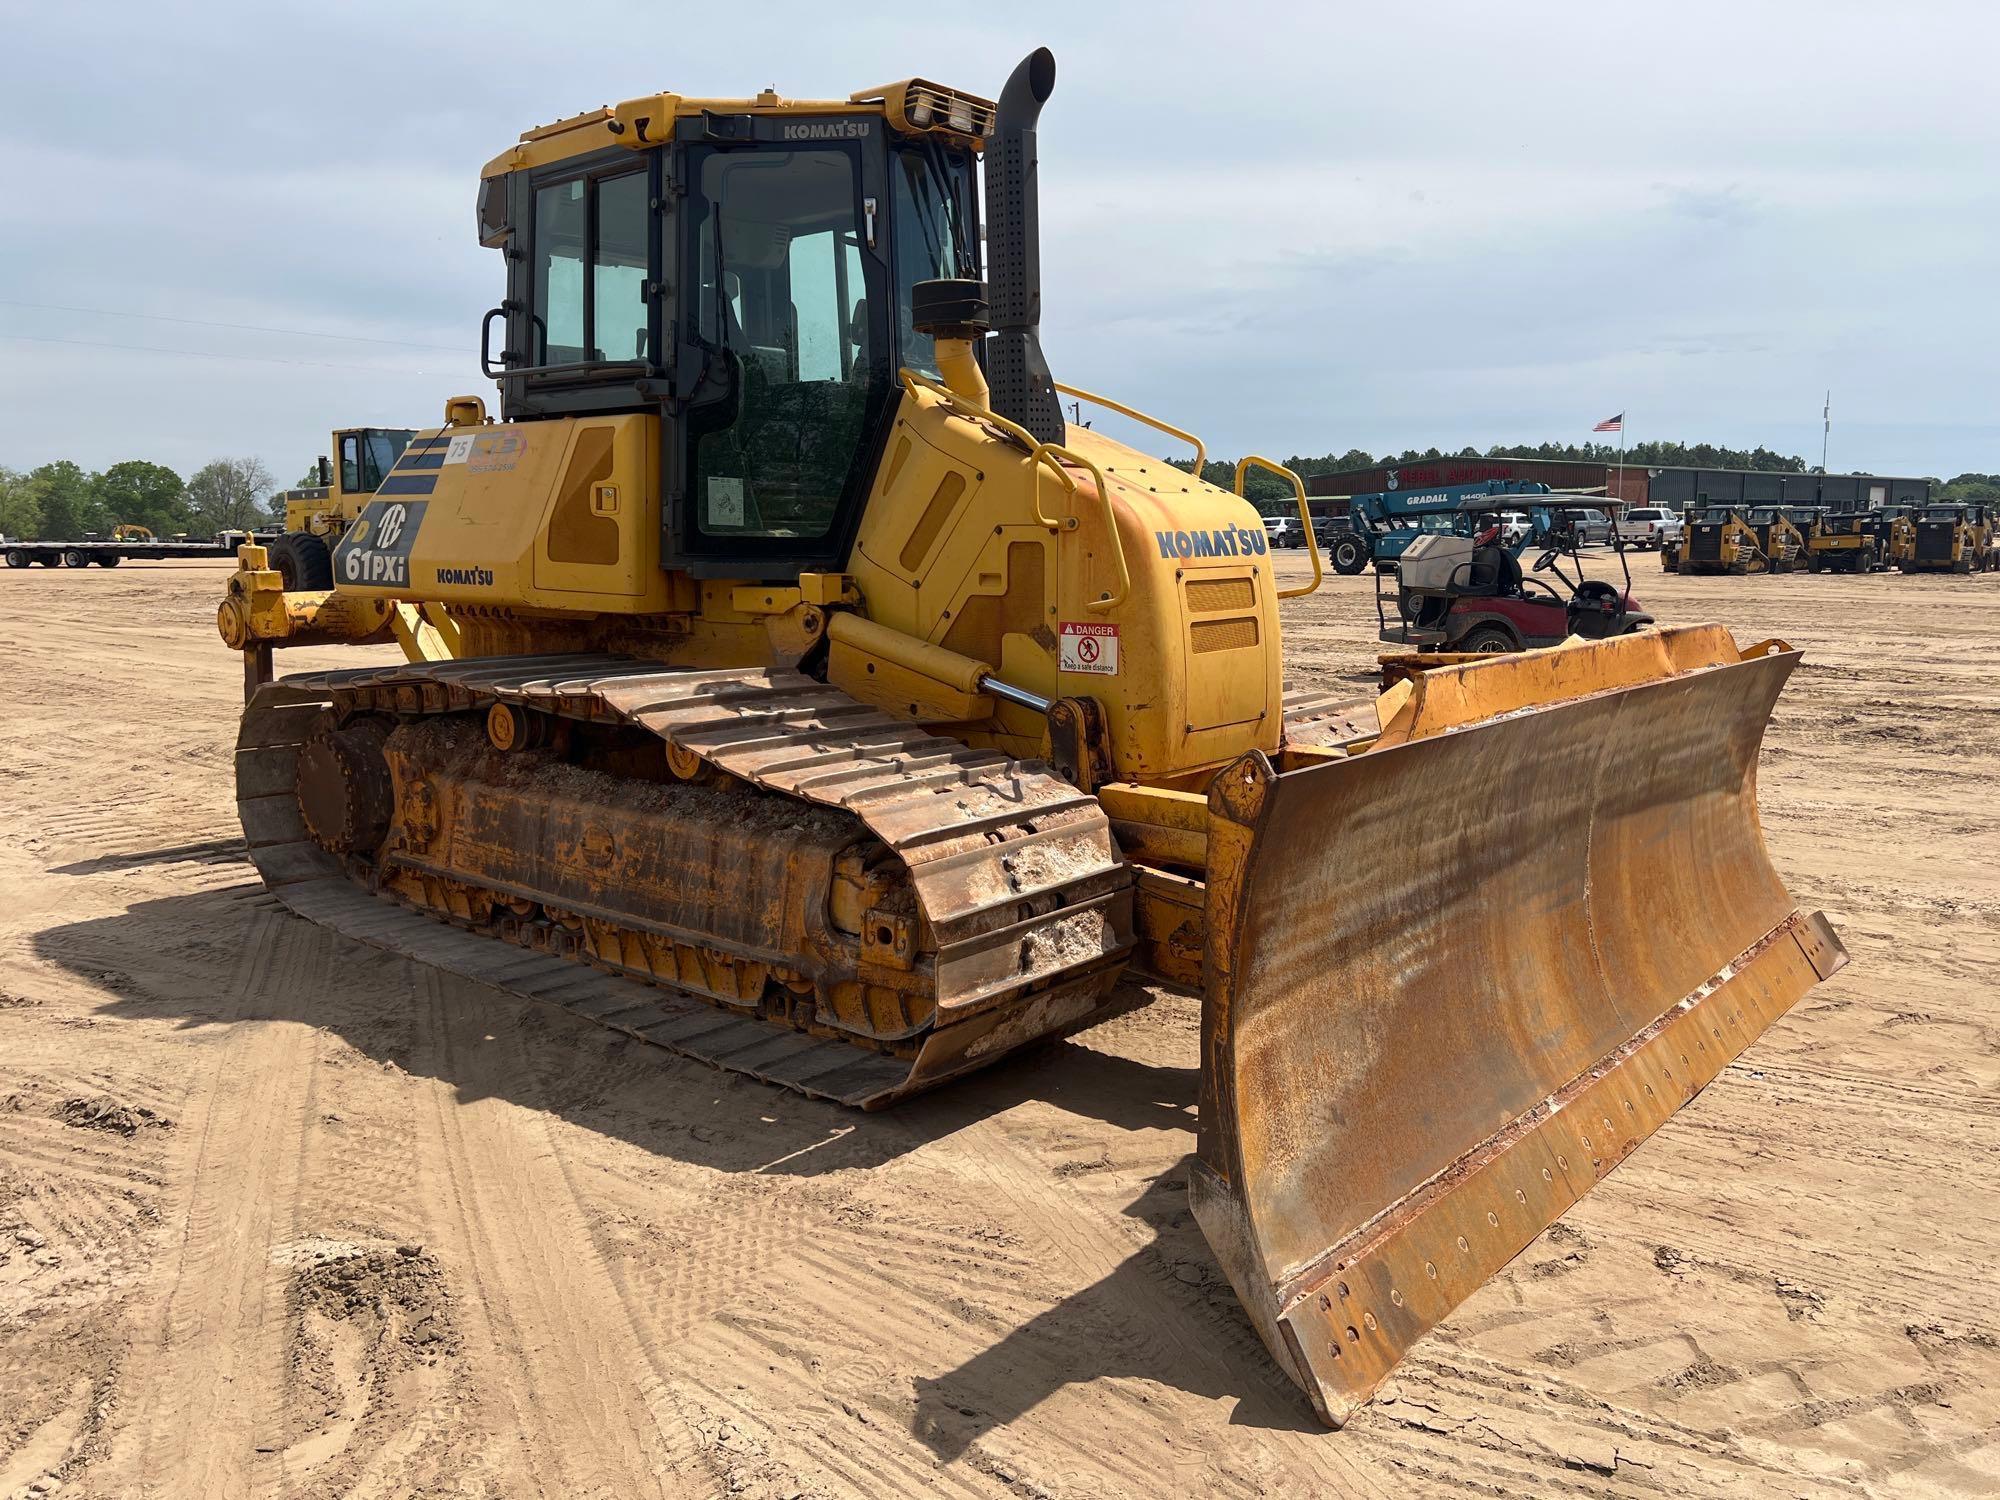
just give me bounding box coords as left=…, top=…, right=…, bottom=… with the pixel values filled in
left=217, top=51, right=1846, bottom=1426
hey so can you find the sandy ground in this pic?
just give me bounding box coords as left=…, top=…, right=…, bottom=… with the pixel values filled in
left=0, top=554, right=1995, bottom=1499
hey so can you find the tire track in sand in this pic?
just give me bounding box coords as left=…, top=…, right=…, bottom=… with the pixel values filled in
left=403, top=967, right=723, bottom=1500
left=81, top=906, right=327, bottom=1498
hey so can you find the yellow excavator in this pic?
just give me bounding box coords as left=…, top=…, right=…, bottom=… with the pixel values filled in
left=215, top=51, right=1846, bottom=1427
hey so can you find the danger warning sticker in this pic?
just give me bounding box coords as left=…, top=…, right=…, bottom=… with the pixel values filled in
left=1058, top=621, right=1120, bottom=676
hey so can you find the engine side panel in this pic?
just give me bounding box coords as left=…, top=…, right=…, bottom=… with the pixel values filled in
left=846, top=386, right=1285, bottom=782
left=331, top=416, right=680, bottom=614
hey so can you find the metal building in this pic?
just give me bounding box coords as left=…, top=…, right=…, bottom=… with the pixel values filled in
left=1305, top=457, right=1930, bottom=516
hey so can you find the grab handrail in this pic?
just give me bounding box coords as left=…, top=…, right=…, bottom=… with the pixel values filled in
left=1053, top=381, right=1206, bottom=475
left=1236, top=455, right=1323, bottom=599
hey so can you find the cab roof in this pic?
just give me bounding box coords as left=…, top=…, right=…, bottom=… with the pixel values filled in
left=482, top=77, right=996, bottom=178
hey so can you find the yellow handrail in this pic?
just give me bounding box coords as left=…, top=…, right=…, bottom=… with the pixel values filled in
left=1053, top=382, right=1205, bottom=475
left=1236, top=455, right=1323, bottom=599
left=899, top=370, right=1131, bottom=612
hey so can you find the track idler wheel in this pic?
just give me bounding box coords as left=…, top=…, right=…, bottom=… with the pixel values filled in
left=296, top=715, right=396, bottom=855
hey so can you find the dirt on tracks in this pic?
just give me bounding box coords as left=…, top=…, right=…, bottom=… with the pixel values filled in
left=0, top=556, right=1995, bottom=1498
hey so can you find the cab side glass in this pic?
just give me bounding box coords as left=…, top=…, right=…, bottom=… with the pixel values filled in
left=594, top=173, right=649, bottom=361
left=534, top=179, right=587, bottom=364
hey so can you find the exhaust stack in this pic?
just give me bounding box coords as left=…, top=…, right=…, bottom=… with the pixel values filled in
left=983, top=49, right=1065, bottom=444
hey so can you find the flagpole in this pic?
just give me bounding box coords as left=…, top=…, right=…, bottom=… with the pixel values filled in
left=1616, top=414, right=1627, bottom=511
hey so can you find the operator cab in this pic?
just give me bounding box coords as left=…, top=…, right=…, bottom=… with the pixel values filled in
left=291, top=428, right=418, bottom=503
left=1744, top=506, right=1798, bottom=557
left=477, top=85, right=988, bottom=575
left=335, top=429, right=416, bottom=496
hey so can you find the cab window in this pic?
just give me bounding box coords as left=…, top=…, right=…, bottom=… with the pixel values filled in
left=337, top=430, right=413, bottom=494
left=595, top=174, right=649, bottom=361
left=532, top=168, right=651, bottom=367
left=361, top=431, right=411, bottom=489
left=534, top=180, right=586, bottom=364
left=684, top=145, right=883, bottom=546
left=890, top=146, right=973, bottom=378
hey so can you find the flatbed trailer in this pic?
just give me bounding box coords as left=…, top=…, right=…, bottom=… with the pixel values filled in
left=3, top=532, right=272, bottom=570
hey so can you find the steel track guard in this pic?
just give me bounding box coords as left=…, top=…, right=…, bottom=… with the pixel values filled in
left=1190, top=627, right=1847, bottom=1426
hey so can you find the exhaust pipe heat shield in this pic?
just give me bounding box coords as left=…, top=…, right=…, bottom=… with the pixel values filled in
left=1190, top=627, right=1846, bottom=1426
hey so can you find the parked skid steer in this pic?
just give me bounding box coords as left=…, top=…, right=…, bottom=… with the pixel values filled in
left=1676, top=506, right=1772, bottom=574
left=1899, top=502, right=1996, bottom=573
left=1806, top=510, right=1881, bottom=574
left=216, top=51, right=1846, bottom=1427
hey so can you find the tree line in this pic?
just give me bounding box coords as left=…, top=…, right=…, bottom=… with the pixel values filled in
left=4, top=444, right=1989, bottom=539
left=1169, top=438, right=1982, bottom=503
left=1936, top=472, right=2000, bottom=501
left=0, top=457, right=280, bottom=541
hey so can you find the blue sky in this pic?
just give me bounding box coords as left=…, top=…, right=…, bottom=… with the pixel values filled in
left=1, top=0, right=1993, bottom=482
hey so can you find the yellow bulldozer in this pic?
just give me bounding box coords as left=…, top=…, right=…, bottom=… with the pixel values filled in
left=214, top=51, right=1845, bottom=1427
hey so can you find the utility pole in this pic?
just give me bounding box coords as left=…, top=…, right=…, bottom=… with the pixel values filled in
left=1821, top=391, right=1830, bottom=472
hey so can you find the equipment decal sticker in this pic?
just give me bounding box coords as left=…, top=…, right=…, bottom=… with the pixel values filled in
left=707, top=477, right=746, bottom=528
left=443, top=433, right=475, bottom=464
left=1058, top=621, right=1119, bottom=676
left=467, top=432, right=527, bottom=473
left=334, top=499, right=427, bottom=587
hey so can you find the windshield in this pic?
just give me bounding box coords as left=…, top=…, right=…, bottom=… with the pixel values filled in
left=363, top=431, right=413, bottom=489
left=341, top=428, right=415, bottom=493
left=890, top=145, right=976, bottom=377
left=1923, top=506, right=1961, bottom=520
left=685, top=145, right=883, bottom=547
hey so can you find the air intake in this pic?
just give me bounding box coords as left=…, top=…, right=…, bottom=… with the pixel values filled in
left=982, top=49, right=1065, bottom=445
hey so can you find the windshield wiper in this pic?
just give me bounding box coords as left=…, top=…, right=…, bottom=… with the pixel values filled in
left=917, top=141, right=976, bottom=277
left=699, top=199, right=732, bottom=352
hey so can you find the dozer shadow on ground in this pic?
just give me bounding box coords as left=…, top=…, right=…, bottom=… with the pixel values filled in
left=34, top=878, right=1322, bottom=1444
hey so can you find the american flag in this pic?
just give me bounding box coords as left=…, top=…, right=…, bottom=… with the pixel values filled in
left=1593, top=413, right=1624, bottom=433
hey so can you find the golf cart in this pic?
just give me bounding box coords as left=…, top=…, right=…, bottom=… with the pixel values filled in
left=1377, top=499, right=1653, bottom=654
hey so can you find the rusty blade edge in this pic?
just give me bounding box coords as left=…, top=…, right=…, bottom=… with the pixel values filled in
left=1425, top=644, right=1802, bottom=740
left=1270, top=907, right=1846, bottom=1312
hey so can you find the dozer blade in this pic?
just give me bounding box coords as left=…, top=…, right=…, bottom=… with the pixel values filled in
left=1190, top=626, right=1847, bottom=1427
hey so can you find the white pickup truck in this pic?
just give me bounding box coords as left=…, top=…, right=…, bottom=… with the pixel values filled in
left=1616, top=507, right=1685, bottom=550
